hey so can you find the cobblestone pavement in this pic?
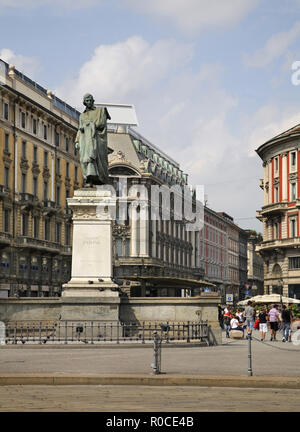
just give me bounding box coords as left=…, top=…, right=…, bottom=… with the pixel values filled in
left=0, top=385, right=299, bottom=412
left=0, top=333, right=299, bottom=376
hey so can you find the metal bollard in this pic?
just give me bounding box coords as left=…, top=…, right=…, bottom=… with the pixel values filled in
left=247, top=331, right=253, bottom=376
left=151, top=331, right=161, bottom=375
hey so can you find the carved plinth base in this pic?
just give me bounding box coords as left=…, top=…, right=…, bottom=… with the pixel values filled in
left=62, top=187, right=119, bottom=299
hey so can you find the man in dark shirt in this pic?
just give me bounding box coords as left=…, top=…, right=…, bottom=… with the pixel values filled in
left=281, top=305, right=293, bottom=342
left=258, top=307, right=268, bottom=341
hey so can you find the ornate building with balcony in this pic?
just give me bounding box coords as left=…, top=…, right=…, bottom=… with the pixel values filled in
left=106, top=124, right=203, bottom=297
left=0, top=60, right=82, bottom=297
left=256, top=124, right=300, bottom=299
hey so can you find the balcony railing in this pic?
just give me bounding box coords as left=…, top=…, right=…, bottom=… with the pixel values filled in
left=260, top=202, right=287, bottom=216
left=19, top=193, right=37, bottom=204
left=256, top=237, right=300, bottom=251
left=0, top=185, right=10, bottom=198
left=16, top=236, right=61, bottom=252
left=0, top=232, right=12, bottom=245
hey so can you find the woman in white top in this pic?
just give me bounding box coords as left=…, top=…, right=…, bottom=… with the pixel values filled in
left=230, top=316, right=245, bottom=335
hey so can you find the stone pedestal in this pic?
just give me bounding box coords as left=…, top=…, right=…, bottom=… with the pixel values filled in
left=61, top=188, right=120, bottom=321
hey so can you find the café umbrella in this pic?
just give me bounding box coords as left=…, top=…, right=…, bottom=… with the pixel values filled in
left=237, top=294, right=300, bottom=306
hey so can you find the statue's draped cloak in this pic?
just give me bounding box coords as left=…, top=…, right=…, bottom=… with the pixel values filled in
left=76, top=107, right=110, bottom=185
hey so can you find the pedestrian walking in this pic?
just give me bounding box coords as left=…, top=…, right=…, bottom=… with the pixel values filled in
left=281, top=305, right=293, bottom=342
left=258, top=307, right=268, bottom=341
left=218, top=305, right=224, bottom=330
left=244, top=300, right=255, bottom=335
left=223, top=309, right=233, bottom=338
left=268, top=304, right=280, bottom=341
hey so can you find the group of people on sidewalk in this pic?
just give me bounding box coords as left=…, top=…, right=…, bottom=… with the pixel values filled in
left=218, top=301, right=294, bottom=342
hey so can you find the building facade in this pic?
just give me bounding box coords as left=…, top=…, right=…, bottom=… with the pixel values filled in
left=246, top=232, right=264, bottom=296
left=256, top=124, right=300, bottom=299
left=0, top=60, right=82, bottom=297
left=198, top=206, right=229, bottom=295
left=107, top=126, right=203, bottom=297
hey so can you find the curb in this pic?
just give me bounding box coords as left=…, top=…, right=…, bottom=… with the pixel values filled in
left=0, top=374, right=299, bottom=388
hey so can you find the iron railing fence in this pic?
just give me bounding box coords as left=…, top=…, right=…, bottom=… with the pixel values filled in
left=3, top=320, right=210, bottom=345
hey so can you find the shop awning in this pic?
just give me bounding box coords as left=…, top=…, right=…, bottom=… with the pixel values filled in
left=123, top=276, right=216, bottom=289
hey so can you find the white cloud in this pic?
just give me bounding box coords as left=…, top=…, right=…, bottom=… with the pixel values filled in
left=124, top=0, right=261, bottom=34
left=56, top=36, right=194, bottom=109
left=0, top=48, right=41, bottom=78
left=244, top=21, right=300, bottom=68
left=58, top=35, right=295, bottom=230
left=244, top=105, right=300, bottom=156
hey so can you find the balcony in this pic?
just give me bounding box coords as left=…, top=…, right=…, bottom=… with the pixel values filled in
left=256, top=237, right=300, bottom=253
left=0, top=232, right=12, bottom=247
left=0, top=185, right=11, bottom=200
left=258, top=202, right=287, bottom=218
left=19, top=193, right=39, bottom=209
left=61, top=245, right=72, bottom=255
left=16, top=236, right=61, bottom=254
left=43, top=200, right=57, bottom=214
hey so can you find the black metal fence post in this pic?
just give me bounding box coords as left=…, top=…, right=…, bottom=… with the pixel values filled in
left=248, top=331, right=253, bottom=376
left=151, top=331, right=161, bottom=375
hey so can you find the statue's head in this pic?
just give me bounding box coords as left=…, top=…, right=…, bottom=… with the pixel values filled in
left=83, top=93, right=94, bottom=109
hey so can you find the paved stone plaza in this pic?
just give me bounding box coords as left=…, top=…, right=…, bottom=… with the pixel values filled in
left=0, top=385, right=299, bottom=412
left=0, top=333, right=299, bottom=411
left=0, top=334, right=299, bottom=376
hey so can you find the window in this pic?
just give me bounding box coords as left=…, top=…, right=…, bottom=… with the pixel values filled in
left=291, top=151, right=297, bottom=169
left=289, top=257, right=300, bottom=269
left=291, top=183, right=297, bottom=201
left=125, top=238, right=130, bottom=257
left=274, top=157, right=279, bottom=173
left=21, top=213, right=28, bottom=236
left=4, top=133, right=9, bottom=152
left=44, top=151, right=48, bottom=168
left=56, top=158, right=60, bottom=174
left=33, top=118, right=37, bottom=135
left=66, top=162, right=69, bottom=178
left=115, top=239, right=123, bottom=257
left=4, top=167, right=9, bottom=188
left=55, top=130, right=60, bottom=146
left=290, top=218, right=297, bottom=237
left=75, top=166, right=78, bottom=182
left=33, top=177, right=38, bottom=196
left=4, top=209, right=10, bottom=232
left=65, top=224, right=71, bottom=245
left=65, top=137, right=69, bottom=152
left=56, top=186, right=60, bottom=206
left=274, top=185, right=279, bottom=203
left=4, top=103, right=8, bottom=120
left=274, top=222, right=279, bottom=239
left=55, top=222, right=61, bottom=243
left=44, top=125, right=47, bottom=140
left=43, top=182, right=48, bottom=202
left=21, top=173, right=26, bottom=194
left=22, top=141, right=26, bottom=159
left=33, top=146, right=38, bottom=163
left=44, top=219, right=50, bottom=241
left=33, top=216, right=39, bottom=238
left=21, top=112, right=26, bottom=128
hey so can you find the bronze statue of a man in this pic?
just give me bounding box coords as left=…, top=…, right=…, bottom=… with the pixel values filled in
left=75, top=93, right=111, bottom=187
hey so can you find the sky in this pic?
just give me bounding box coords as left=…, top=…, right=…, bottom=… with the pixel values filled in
left=1, top=0, right=300, bottom=232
